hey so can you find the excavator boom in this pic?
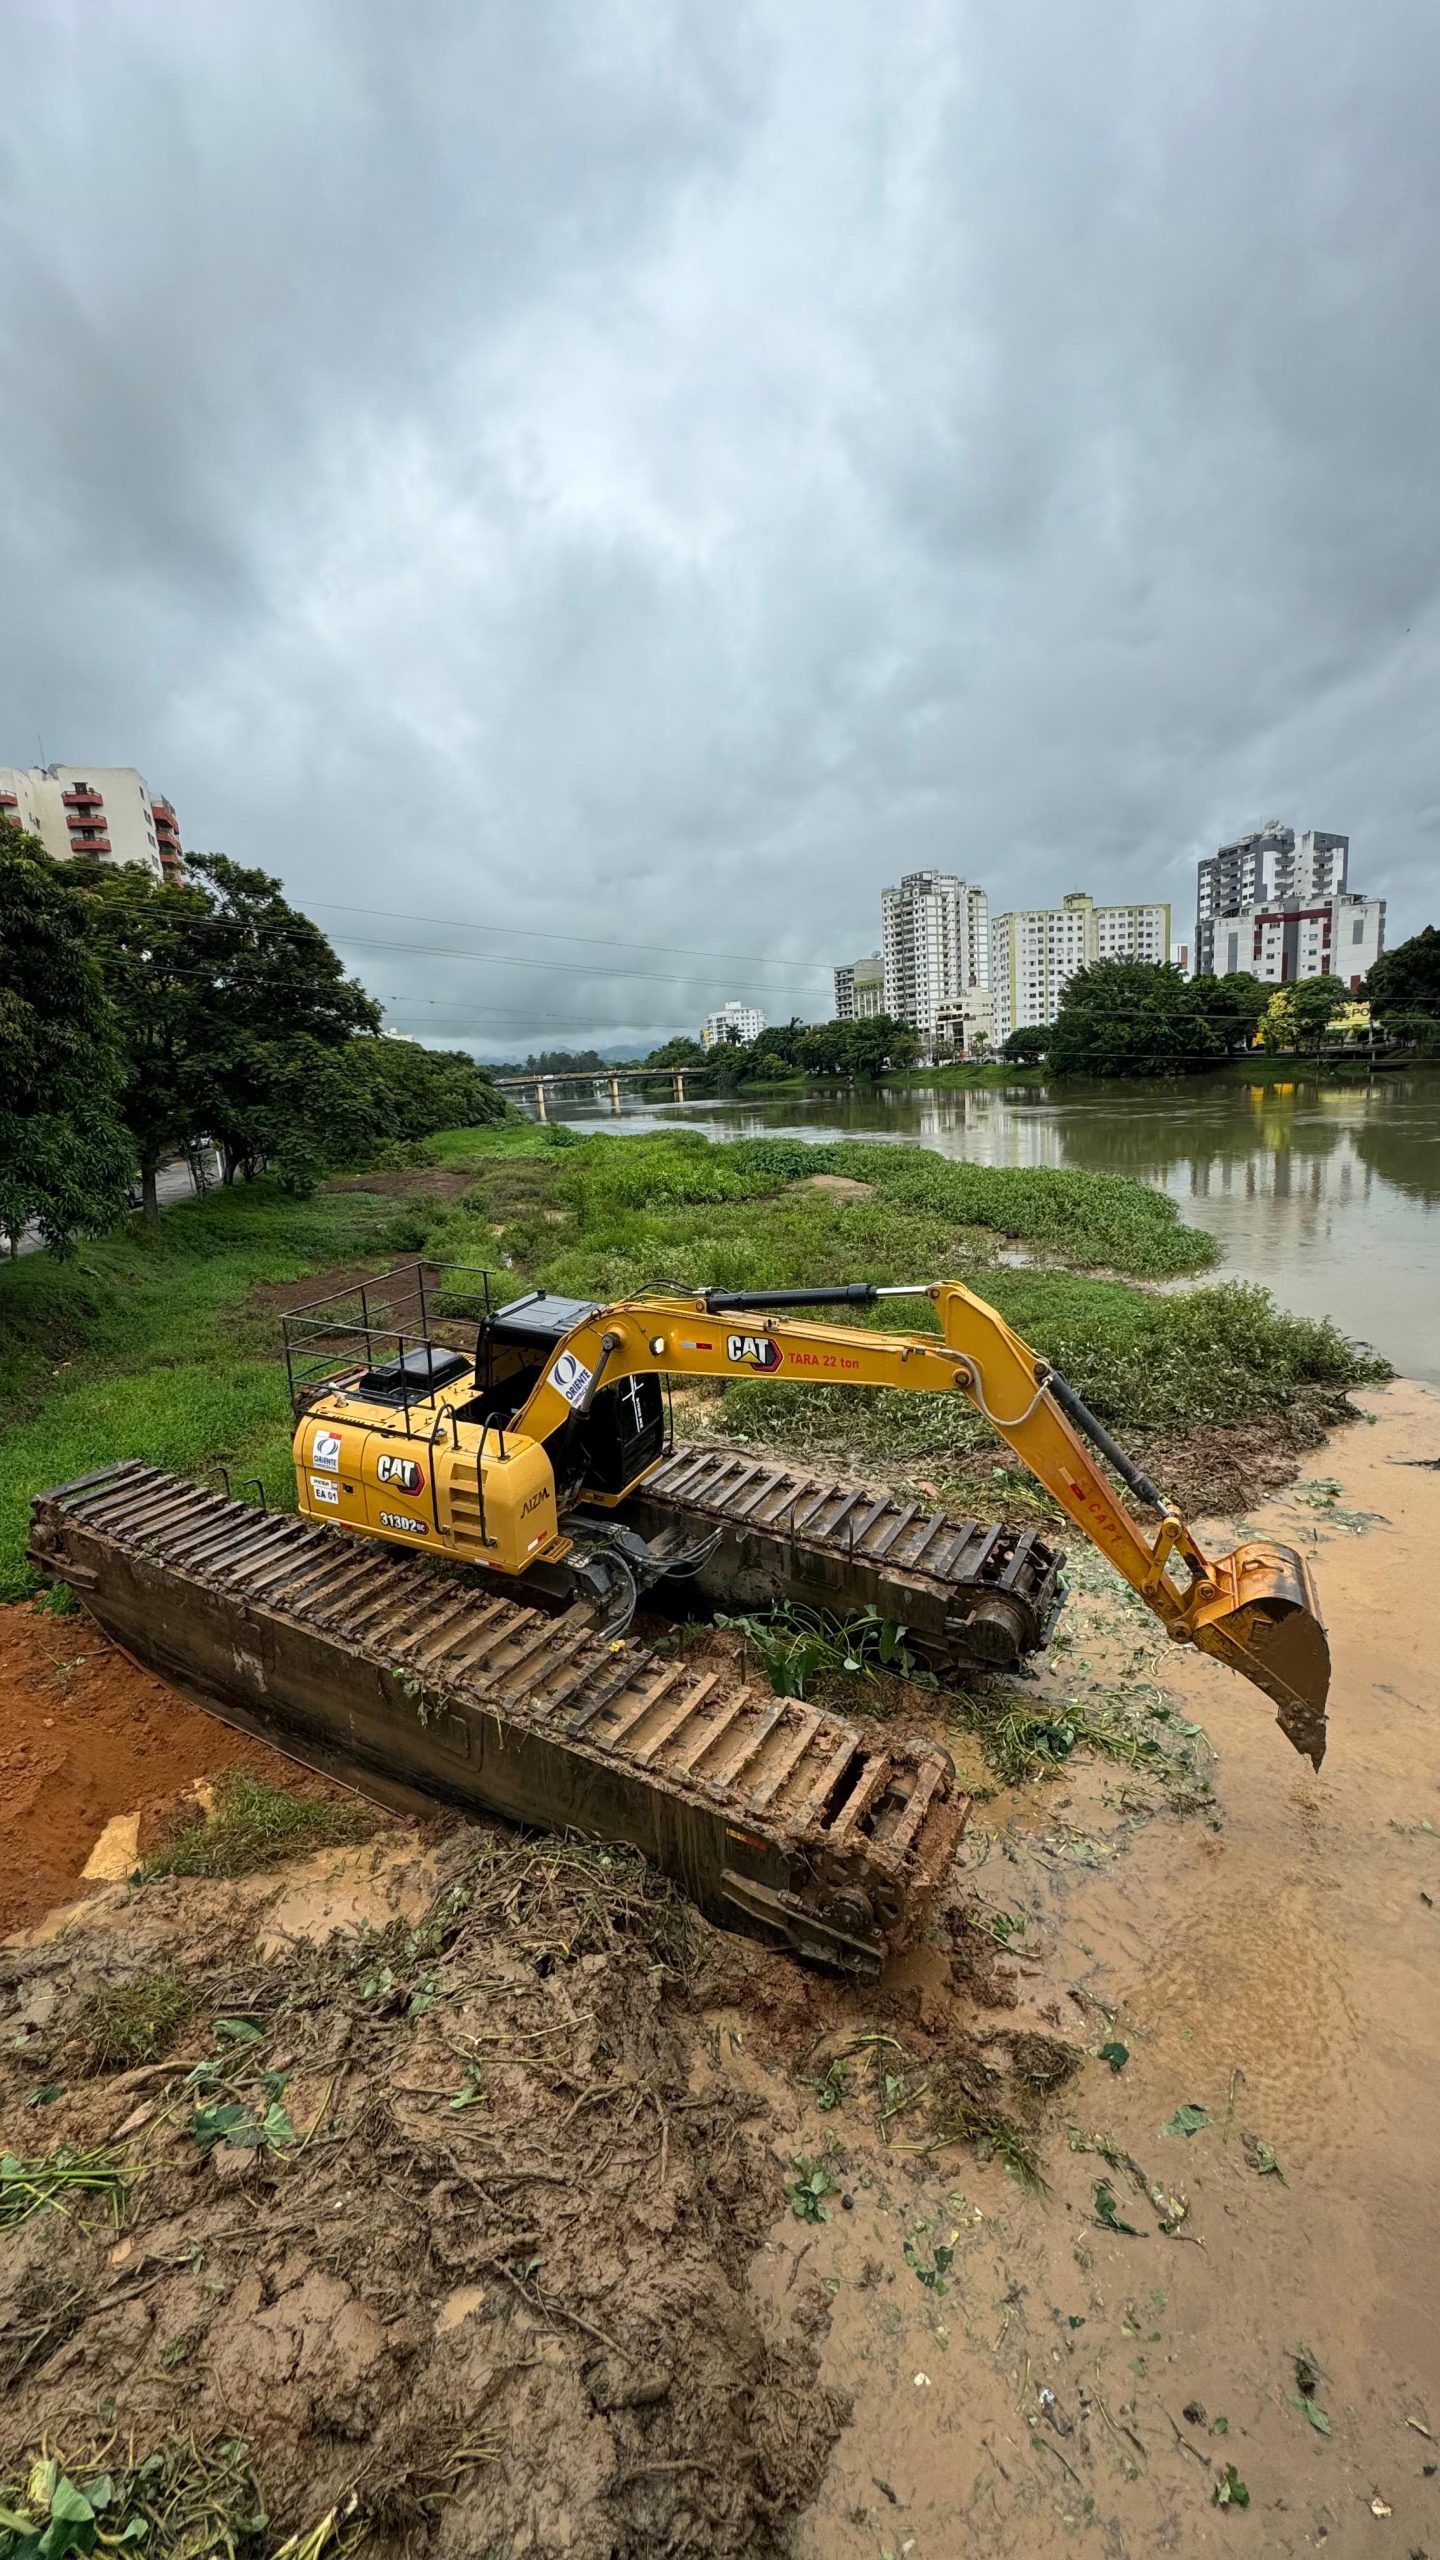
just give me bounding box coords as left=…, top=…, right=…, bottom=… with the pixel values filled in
left=498, top=1278, right=1331, bottom=1765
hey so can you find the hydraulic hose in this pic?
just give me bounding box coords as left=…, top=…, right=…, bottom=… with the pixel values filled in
left=1046, top=1371, right=1167, bottom=1511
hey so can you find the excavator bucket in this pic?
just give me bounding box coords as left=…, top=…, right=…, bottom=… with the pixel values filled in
left=1190, top=1539, right=1331, bottom=1769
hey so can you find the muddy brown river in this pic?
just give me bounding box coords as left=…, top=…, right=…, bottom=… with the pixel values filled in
left=728, top=1380, right=1440, bottom=2556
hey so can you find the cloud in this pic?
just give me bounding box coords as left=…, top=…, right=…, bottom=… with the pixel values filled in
left=2, top=0, right=1435, bottom=1052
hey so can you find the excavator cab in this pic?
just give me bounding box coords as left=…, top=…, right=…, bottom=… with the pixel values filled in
left=473, top=1290, right=667, bottom=1498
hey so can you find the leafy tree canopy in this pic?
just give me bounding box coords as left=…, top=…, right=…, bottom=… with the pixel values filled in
left=1366, top=927, right=1440, bottom=1030
left=70, top=852, right=381, bottom=1203
left=641, top=1035, right=709, bottom=1070
left=1259, top=973, right=1349, bottom=1052
left=1002, top=1025, right=1049, bottom=1064
left=1046, top=959, right=1240, bottom=1079
left=0, top=821, right=132, bottom=1254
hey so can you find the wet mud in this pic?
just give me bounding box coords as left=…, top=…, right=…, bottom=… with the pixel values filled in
left=752, top=1380, right=1440, bottom=2556
left=0, top=1604, right=302, bottom=1935
left=1, top=1381, right=1436, bottom=2554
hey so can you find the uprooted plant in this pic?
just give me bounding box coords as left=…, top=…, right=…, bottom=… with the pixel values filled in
left=716, top=1604, right=928, bottom=1700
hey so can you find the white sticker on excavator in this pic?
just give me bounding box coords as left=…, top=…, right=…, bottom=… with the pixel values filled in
left=549, top=1350, right=593, bottom=1411
left=309, top=1476, right=339, bottom=1505
left=312, top=1430, right=342, bottom=1472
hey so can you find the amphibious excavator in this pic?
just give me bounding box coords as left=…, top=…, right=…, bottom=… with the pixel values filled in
left=29, top=1263, right=1329, bottom=1977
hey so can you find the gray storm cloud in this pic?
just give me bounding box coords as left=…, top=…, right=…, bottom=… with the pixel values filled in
left=2, top=0, right=1435, bottom=1052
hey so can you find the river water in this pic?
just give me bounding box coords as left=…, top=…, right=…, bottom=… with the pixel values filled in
left=549, top=1068, right=1440, bottom=1385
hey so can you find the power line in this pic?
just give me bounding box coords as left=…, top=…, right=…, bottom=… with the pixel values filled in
left=299, top=897, right=835, bottom=977
left=62, top=891, right=835, bottom=988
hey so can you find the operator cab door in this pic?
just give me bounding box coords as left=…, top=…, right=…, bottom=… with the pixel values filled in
left=577, top=1372, right=666, bottom=1497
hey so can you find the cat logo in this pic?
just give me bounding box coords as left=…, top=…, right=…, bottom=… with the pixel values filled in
left=376, top=1453, right=426, bottom=1497
left=726, top=1333, right=783, bottom=1371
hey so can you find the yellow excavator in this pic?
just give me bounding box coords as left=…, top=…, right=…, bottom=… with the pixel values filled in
left=29, top=1263, right=1329, bottom=1976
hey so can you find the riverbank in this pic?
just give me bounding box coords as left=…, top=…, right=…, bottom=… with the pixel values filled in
left=423, top=1124, right=1386, bottom=1514
left=0, top=1124, right=1388, bottom=1604
left=2, top=1382, right=1435, bottom=2555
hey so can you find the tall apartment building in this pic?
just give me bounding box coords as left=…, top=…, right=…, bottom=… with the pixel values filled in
left=1195, top=823, right=1347, bottom=975
left=990, top=891, right=1171, bottom=1046
left=1210, top=893, right=1384, bottom=992
left=0, top=764, right=184, bottom=882
left=701, top=1000, right=766, bottom=1049
left=880, top=871, right=989, bottom=1038
left=833, top=954, right=885, bottom=1021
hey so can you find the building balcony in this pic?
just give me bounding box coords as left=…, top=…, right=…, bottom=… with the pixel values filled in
left=69, top=838, right=112, bottom=855
left=62, top=788, right=103, bottom=808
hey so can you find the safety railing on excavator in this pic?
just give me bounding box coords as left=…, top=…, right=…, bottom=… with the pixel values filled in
left=280, top=1259, right=501, bottom=1436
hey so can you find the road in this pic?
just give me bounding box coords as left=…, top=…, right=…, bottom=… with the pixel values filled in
left=13, top=1150, right=222, bottom=1259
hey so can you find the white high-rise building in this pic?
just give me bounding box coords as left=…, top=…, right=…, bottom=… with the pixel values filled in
left=991, top=891, right=1171, bottom=1046
left=701, top=1000, right=766, bottom=1049
left=880, top=871, right=989, bottom=1038
left=833, top=954, right=885, bottom=1021
left=1195, top=824, right=1347, bottom=975
left=1210, top=893, right=1384, bottom=992
left=0, top=764, right=184, bottom=881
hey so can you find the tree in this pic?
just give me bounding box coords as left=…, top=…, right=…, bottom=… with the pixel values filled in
left=1045, top=959, right=1238, bottom=1078
left=184, top=855, right=382, bottom=1182
left=642, top=1035, right=707, bottom=1070
left=65, top=857, right=224, bottom=1219
left=1209, top=971, right=1267, bottom=1048
left=1002, top=1024, right=1049, bottom=1065
left=0, top=821, right=132, bottom=1254
left=302, top=1036, right=504, bottom=1169
left=72, top=853, right=382, bottom=1201
left=1259, top=973, right=1348, bottom=1054
left=1366, top=927, right=1440, bottom=1043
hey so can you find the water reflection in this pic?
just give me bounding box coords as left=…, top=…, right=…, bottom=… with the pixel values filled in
left=553, top=1070, right=1440, bottom=1384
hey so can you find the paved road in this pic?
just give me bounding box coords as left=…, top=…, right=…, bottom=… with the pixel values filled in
left=14, top=1150, right=222, bottom=1259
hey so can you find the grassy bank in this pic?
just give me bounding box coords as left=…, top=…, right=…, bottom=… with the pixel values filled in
left=0, top=1123, right=1387, bottom=1597
left=878, top=1061, right=1048, bottom=1089
left=0, top=1179, right=414, bottom=1598
left=422, top=1126, right=1386, bottom=1495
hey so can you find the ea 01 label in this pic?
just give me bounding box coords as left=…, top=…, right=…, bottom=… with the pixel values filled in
left=309, top=1476, right=340, bottom=1506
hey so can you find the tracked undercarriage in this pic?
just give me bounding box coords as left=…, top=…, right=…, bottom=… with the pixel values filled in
left=631, top=1440, right=1063, bottom=1672
left=28, top=1464, right=967, bottom=1975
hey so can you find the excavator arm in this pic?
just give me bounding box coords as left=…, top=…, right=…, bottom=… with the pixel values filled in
left=513, top=1279, right=1330, bottom=1767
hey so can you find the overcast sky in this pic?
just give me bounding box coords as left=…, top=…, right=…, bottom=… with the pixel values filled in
left=2, top=0, right=1436, bottom=1055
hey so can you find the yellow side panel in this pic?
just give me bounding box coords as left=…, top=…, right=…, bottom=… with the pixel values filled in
left=294, top=1412, right=372, bottom=1534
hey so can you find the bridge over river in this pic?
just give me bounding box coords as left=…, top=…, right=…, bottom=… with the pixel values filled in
left=493, top=1063, right=717, bottom=1119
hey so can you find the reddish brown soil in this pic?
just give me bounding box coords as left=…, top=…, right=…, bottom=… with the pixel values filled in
left=241, top=1263, right=389, bottom=1318
left=0, top=1604, right=301, bottom=1936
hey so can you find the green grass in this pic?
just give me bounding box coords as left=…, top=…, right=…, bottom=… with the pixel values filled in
left=143, top=1775, right=375, bottom=1880
left=419, top=1124, right=1385, bottom=1473
left=0, top=1122, right=1388, bottom=1603
left=880, top=1061, right=1049, bottom=1089
left=0, top=1177, right=412, bottom=1599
